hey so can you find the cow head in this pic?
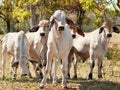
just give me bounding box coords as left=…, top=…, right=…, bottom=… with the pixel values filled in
left=99, top=20, right=119, bottom=38
left=19, top=56, right=30, bottom=77
left=49, top=10, right=75, bottom=32
left=37, top=20, right=49, bottom=37
left=29, top=20, right=49, bottom=37
left=12, top=57, right=38, bottom=78
left=70, top=26, right=85, bottom=39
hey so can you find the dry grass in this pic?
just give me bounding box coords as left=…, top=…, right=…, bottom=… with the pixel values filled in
left=0, top=34, right=120, bottom=90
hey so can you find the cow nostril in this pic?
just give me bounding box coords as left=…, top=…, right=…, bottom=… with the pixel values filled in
left=40, top=33, right=45, bottom=36
left=72, top=34, right=76, bottom=39
left=107, top=34, right=112, bottom=38
left=59, top=26, right=64, bottom=31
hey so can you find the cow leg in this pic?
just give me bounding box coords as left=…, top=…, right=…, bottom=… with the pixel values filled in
left=73, top=54, right=78, bottom=79
left=12, top=66, right=18, bottom=80
left=88, top=50, right=95, bottom=80
left=52, top=59, right=58, bottom=84
left=11, top=57, right=18, bottom=80
left=40, top=50, right=52, bottom=89
left=61, top=57, right=68, bottom=88
left=2, top=46, right=6, bottom=80
left=10, top=56, right=18, bottom=80
left=67, top=51, right=73, bottom=79
left=32, top=63, right=39, bottom=77
left=39, top=63, right=43, bottom=79
left=98, top=58, right=103, bottom=78
left=13, top=48, right=18, bottom=80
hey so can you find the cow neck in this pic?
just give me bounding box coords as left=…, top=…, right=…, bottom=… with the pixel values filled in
left=52, top=24, right=64, bottom=39
left=100, top=29, right=110, bottom=44
left=52, top=24, right=65, bottom=57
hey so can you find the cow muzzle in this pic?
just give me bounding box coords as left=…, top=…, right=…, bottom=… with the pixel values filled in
left=107, top=34, right=112, bottom=38
left=58, top=26, right=64, bottom=31
left=72, top=34, right=76, bottom=39
left=40, top=33, right=45, bottom=36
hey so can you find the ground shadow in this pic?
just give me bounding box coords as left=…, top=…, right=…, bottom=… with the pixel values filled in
left=0, top=77, right=120, bottom=90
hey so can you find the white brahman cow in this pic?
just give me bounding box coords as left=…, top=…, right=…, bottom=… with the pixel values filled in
left=26, top=20, right=49, bottom=79
left=1, top=31, right=32, bottom=80
left=40, top=10, right=75, bottom=88
left=68, top=20, right=119, bottom=79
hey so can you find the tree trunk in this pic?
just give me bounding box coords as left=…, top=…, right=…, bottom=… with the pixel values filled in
left=6, top=19, right=10, bottom=32
left=29, top=5, right=37, bottom=29
left=77, top=10, right=85, bottom=29
left=117, top=0, right=120, bottom=9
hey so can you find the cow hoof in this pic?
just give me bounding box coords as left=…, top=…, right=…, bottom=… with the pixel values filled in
left=12, top=74, right=16, bottom=80
left=39, top=84, right=44, bottom=89
left=67, top=73, right=70, bottom=79
left=88, top=73, right=92, bottom=80
left=98, top=75, right=102, bottom=78
left=21, top=74, right=27, bottom=77
left=72, top=75, right=77, bottom=79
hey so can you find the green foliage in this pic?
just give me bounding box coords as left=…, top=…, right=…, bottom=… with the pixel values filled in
left=0, top=0, right=120, bottom=33
left=12, top=7, right=31, bottom=22
left=18, top=0, right=36, bottom=7
left=80, top=0, right=95, bottom=11
left=79, top=0, right=119, bottom=29
left=0, top=19, right=7, bottom=34
left=107, top=45, right=120, bottom=61
left=0, top=0, right=34, bottom=33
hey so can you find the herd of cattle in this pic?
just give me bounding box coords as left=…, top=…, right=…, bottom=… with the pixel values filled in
left=1, top=10, right=119, bottom=88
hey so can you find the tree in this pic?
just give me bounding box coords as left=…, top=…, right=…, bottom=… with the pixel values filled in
left=0, top=0, right=119, bottom=33
left=0, top=0, right=13, bottom=32
left=0, top=0, right=32, bottom=33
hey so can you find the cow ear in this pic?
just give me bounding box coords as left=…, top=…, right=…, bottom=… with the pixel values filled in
left=99, top=27, right=104, bottom=34
left=49, top=16, right=55, bottom=30
left=12, top=61, right=19, bottom=67
left=29, top=25, right=39, bottom=32
left=66, top=17, right=74, bottom=26
left=113, top=26, right=119, bottom=33
left=77, top=28, right=85, bottom=37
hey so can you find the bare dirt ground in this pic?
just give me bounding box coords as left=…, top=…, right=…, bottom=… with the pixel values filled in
left=0, top=33, right=120, bottom=90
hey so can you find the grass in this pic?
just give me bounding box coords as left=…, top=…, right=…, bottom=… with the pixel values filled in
left=0, top=33, right=120, bottom=90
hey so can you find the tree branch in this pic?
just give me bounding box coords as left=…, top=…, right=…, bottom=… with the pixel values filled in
left=0, top=14, right=6, bottom=21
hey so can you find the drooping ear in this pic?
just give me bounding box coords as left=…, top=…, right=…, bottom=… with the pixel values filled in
left=77, top=28, right=85, bottom=37
left=112, top=26, right=119, bottom=33
left=99, top=27, right=104, bottom=34
left=12, top=61, right=19, bottom=67
left=49, top=16, right=55, bottom=29
left=66, top=17, right=74, bottom=26
left=29, top=25, right=39, bottom=32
